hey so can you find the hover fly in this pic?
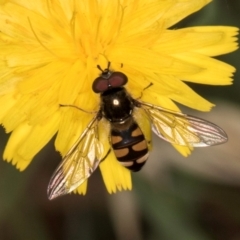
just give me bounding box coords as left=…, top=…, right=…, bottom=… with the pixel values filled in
left=47, top=63, right=227, bottom=200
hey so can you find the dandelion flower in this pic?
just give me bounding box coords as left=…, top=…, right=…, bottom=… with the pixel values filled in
left=0, top=0, right=238, bottom=195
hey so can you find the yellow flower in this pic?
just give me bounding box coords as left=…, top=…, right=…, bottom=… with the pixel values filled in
left=0, top=0, right=238, bottom=195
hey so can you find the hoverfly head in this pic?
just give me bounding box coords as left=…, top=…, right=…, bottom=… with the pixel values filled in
left=92, top=62, right=128, bottom=93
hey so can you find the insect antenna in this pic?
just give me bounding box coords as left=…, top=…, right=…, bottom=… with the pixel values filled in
left=97, top=65, right=104, bottom=73
left=97, top=62, right=111, bottom=73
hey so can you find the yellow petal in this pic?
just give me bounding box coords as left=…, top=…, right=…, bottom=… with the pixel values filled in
left=11, top=111, right=60, bottom=171
left=55, top=107, right=93, bottom=155
left=162, top=0, right=212, bottom=28
left=0, top=0, right=8, bottom=5
left=174, top=144, right=193, bottom=157
left=58, top=60, right=87, bottom=104
left=3, top=121, right=32, bottom=164
left=108, top=46, right=201, bottom=76
left=156, top=75, right=214, bottom=111
left=153, top=27, right=238, bottom=56
left=192, top=27, right=239, bottom=56
left=2, top=94, right=30, bottom=132
left=173, top=52, right=235, bottom=85
left=74, top=180, right=88, bottom=195
left=121, top=1, right=173, bottom=35
left=0, top=91, right=16, bottom=122
left=17, top=61, right=70, bottom=94
left=99, top=151, right=132, bottom=194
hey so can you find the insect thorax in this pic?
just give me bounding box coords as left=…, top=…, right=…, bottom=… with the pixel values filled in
left=100, top=87, right=133, bottom=122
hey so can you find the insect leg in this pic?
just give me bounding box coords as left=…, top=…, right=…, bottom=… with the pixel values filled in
left=59, top=104, right=98, bottom=114
left=136, top=82, right=153, bottom=100
left=100, top=148, right=111, bottom=162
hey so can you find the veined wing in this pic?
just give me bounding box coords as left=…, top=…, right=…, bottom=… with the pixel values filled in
left=48, top=114, right=105, bottom=200
left=138, top=100, right=227, bottom=147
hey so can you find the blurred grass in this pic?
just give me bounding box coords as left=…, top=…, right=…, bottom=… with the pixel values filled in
left=134, top=169, right=240, bottom=240
left=0, top=129, right=52, bottom=240
left=134, top=175, right=212, bottom=240
left=0, top=1, right=240, bottom=240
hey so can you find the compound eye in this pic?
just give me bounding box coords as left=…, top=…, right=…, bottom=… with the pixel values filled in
left=109, top=72, right=128, bottom=87
left=92, top=78, right=108, bottom=93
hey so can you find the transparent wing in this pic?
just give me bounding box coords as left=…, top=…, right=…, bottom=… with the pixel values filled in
left=48, top=115, right=106, bottom=200
left=138, top=101, right=227, bottom=147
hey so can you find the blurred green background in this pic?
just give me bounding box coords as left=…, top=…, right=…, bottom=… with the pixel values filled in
left=0, top=1, right=240, bottom=240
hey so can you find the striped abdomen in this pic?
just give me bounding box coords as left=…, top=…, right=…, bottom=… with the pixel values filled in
left=111, top=121, right=149, bottom=171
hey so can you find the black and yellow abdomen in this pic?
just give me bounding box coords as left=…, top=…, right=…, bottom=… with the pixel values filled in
left=111, top=121, right=149, bottom=171
left=100, top=87, right=149, bottom=171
